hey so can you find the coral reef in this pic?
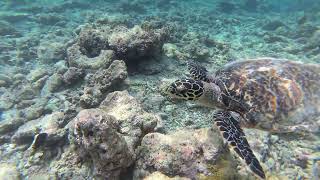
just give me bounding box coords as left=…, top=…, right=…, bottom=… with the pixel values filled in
left=67, top=22, right=169, bottom=68
left=71, top=90, right=159, bottom=179
left=79, top=60, right=128, bottom=108
left=134, top=128, right=239, bottom=179
left=73, top=109, right=134, bottom=179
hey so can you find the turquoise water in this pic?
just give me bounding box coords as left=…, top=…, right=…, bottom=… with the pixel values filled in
left=0, top=0, right=319, bottom=179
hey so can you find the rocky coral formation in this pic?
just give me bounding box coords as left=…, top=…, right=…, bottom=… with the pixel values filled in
left=100, top=91, right=159, bottom=145
left=67, top=22, right=169, bottom=69
left=163, top=32, right=232, bottom=67
left=79, top=60, right=128, bottom=108
left=12, top=112, right=67, bottom=146
left=108, top=25, right=169, bottom=61
left=73, top=109, right=134, bottom=179
left=67, top=45, right=115, bottom=70
left=134, top=128, right=239, bottom=179
left=62, top=67, right=85, bottom=85
left=71, top=90, right=159, bottom=179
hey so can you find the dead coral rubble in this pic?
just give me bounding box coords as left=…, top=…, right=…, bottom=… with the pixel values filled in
left=67, top=22, right=169, bottom=68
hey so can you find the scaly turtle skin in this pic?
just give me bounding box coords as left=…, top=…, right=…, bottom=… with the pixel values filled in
left=165, top=57, right=320, bottom=179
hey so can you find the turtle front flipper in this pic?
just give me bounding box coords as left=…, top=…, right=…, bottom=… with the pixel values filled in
left=213, top=111, right=266, bottom=179
left=187, top=60, right=213, bottom=83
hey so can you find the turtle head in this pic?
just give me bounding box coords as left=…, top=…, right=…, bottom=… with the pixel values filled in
left=165, top=78, right=205, bottom=101
left=165, top=78, right=223, bottom=107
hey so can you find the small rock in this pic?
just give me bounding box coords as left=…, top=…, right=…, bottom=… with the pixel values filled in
left=16, top=84, right=37, bottom=101
left=27, top=68, right=48, bottom=82
left=41, top=73, right=64, bottom=95
left=262, top=20, right=286, bottom=31
left=80, top=60, right=128, bottom=108
left=37, top=41, right=66, bottom=64
left=54, top=60, right=68, bottom=74
left=12, top=112, right=65, bottom=145
left=0, top=117, right=24, bottom=135
left=35, top=13, right=63, bottom=25
left=63, top=67, right=85, bottom=85
left=79, top=87, right=103, bottom=108
left=0, top=74, right=12, bottom=87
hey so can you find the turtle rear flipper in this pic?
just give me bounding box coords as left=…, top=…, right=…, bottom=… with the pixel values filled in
left=187, top=60, right=213, bottom=83
left=213, top=111, right=266, bottom=179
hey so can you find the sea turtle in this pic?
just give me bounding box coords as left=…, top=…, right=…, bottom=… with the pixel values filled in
left=165, top=57, right=320, bottom=179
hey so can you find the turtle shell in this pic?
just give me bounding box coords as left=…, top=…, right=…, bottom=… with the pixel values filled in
left=214, top=58, right=320, bottom=131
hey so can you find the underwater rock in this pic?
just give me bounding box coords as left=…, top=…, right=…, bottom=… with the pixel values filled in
left=86, top=60, right=127, bottom=92
left=100, top=90, right=159, bottom=141
left=26, top=68, right=49, bottom=82
left=68, top=22, right=169, bottom=68
left=0, top=93, right=15, bottom=111
left=79, top=87, right=103, bottom=108
left=294, top=24, right=318, bottom=39
left=134, top=128, right=238, bottom=179
left=0, top=74, right=12, bottom=87
left=166, top=32, right=231, bottom=64
left=72, top=90, right=159, bottom=179
left=41, top=73, right=64, bottom=95
left=32, top=75, right=49, bottom=91
left=306, top=29, right=320, bottom=50
left=67, top=43, right=115, bottom=69
left=19, top=97, right=50, bottom=121
left=96, top=14, right=131, bottom=27
left=16, top=35, right=40, bottom=63
left=12, top=118, right=40, bottom=144
left=35, top=13, right=63, bottom=25
left=163, top=43, right=187, bottom=60
left=80, top=60, right=127, bottom=108
left=263, top=34, right=288, bottom=43
left=16, top=84, right=37, bottom=101
left=62, top=67, right=85, bottom=85
left=12, top=112, right=66, bottom=145
left=77, top=26, right=109, bottom=58
left=0, top=163, right=20, bottom=180
left=107, top=25, right=168, bottom=61
left=262, top=20, right=287, bottom=31
left=54, top=60, right=68, bottom=74
left=0, top=117, right=24, bottom=135
left=118, top=0, right=146, bottom=14
left=73, top=109, right=134, bottom=179
left=0, top=20, right=20, bottom=36
left=37, top=41, right=66, bottom=64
